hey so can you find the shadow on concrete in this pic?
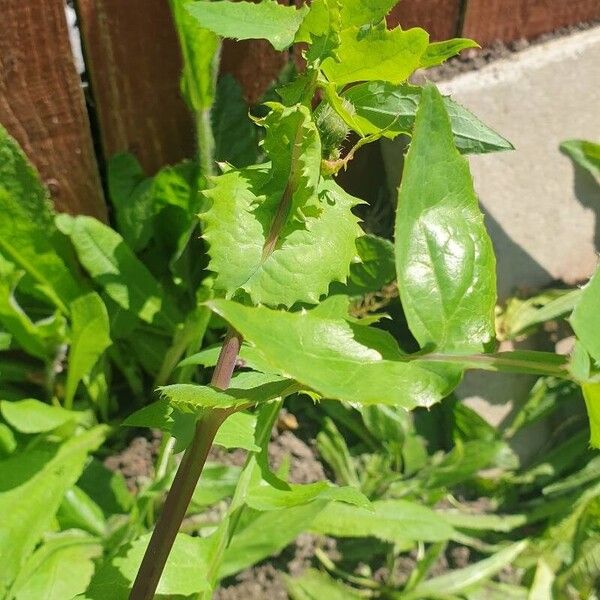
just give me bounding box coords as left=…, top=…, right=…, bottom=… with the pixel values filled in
left=482, top=210, right=553, bottom=300
left=570, top=163, right=600, bottom=251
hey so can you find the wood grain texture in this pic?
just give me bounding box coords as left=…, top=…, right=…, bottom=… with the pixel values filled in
left=221, top=39, right=288, bottom=104
left=462, top=0, right=600, bottom=45
left=76, top=0, right=195, bottom=175
left=387, top=0, right=462, bottom=40
left=0, top=0, right=106, bottom=220
left=77, top=0, right=288, bottom=174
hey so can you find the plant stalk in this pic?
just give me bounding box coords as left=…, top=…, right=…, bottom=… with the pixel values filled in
left=129, top=328, right=242, bottom=600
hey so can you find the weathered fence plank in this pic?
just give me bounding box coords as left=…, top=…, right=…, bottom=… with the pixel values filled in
left=387, top=0, right=463, bottom=40
left=76, top=0, right=289, bottom=174
left=0, top=0, right=106, bottom=220
left=76, top=0, right=195, bottom=175
left=462, top=0, right=600, bottom=45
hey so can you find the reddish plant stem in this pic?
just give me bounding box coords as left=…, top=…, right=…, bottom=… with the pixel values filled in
left=129, top=328, right=243, bottom=600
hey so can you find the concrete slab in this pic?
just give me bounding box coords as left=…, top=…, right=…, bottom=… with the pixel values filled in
left=382, top=27, right=600, bottom=452
left=383, top=26, right=600, bottom=300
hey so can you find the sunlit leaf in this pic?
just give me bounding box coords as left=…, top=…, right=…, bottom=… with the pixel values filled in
left=395, top=84, right=496, bottom=353
left=0, top=399, right=79, bottom=434
left=209, top=299, right=461, bottom=408
left=420, top=38, right=479, bottom=68
left=186, top=0, right=309, bottom=51
left=65, top=293, right=111, bottom=407
left=560, top=139, right=600, bottom=179
left=311, top=499, right=456, bottom=542
left=341, top=81, right=513, bottom=153
left=0, top=125, right=85, bottom=312
left=0, top=427, right=106, bottom=594
left=322, top=25, right=429, bottom=86
left=571, top=265, right=600, bottom=364
left=56, top=215, right=182, bottom=331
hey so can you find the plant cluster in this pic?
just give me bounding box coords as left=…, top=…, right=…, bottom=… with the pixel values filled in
left=0, top=1, right=599, bottom=599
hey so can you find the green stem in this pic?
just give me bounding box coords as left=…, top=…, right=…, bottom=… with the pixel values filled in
left=129, top=329, right=243, bottom=600
left=196, top=108, right=216, bottom=179
left=198, top=399, right=284, bottom=599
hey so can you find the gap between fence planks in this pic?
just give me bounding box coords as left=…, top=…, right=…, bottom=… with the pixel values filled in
left=75, top=0, right=287, bottom=176
left=75, top=0, right=196, bottom=176
left=0, top=0, right=107, bottom=221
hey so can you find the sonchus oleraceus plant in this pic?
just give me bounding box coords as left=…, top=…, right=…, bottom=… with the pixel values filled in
left=124, top=1, right=600, bottom=598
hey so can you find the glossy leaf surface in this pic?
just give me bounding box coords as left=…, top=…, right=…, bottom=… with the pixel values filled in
left=341, top=82, right=513, bottom=153
left=395, top=84, right=496, bottom=353
left=209, top=299, right=461, bottom=408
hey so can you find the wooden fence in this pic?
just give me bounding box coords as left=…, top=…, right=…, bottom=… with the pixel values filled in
left=1, top=0, right=599, bottom=220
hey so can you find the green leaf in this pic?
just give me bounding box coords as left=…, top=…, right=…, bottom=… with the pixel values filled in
left=418, top=440, right=505, bottom=488
left=339, top=0, right=397, bottom=28
left=0, top=257, right=61, bottom=359
left=203, top=105, right=362, bottom=306
left=420, top=38, right=479, bottom=68
left=185, top=0, right=309, bottom=51
left=571, top=266, right=600, bottom=364
left=439, top=510, right=527, bottom=533
left=402, top=541, right=527, bottom=599
left=421, top=350, right=569, bottom=378
left=106, top=153, right=152, bottom=252
left=108, top=158, right=198, bottom=265
left=0, top=424, right=16, bottom=457
left=582, top=383, right=600, bottom=449
left=78, top=458, right=133, bottom=517
left=0, top=399, right=79, bottom=434
left=295, top=0, right=342, bottom=62
left=170, top=0, right=220, bottom=111
left=56, top=215, right=181, bottom=331
left=560, top=139, right=600, bottom=179
left=159, top=371, right=297, bottom=413
left=123, top=397, right=174, bottom=431
left=0, top=331, right=11, bottom=350
left=246, top=480, right=370, bottom=511
left=498, top=288, right=582, bottom=340
left=209, top=299, right=461, bottom=408
left=65, top=293, right=111, bottom=408
left=311, top=499, right=456, bottom=543
left=56, top=486, right=107, bottom=537
left=0, top=125, right=85, bottom=312
left=0, top=426, right=106, bottom=594
left=341, top=82, right=513, bottom=153
left=286, top=569, right=363, bottom=600
left=220, top=502, right=327, bottom=578
left=322, top=25, right=429, bottom=86
left=528, top=559, right=555, bottom=600
left=112, top=533, right=210, bottom=596
left=333, top=234, right=395, bottom=296
left=8, top=532, right=101, bottom=600
left=214, top=411, right=260, bottom=452
left=395, top=84, right=497, bottom=353
left=213, top=75, right=257, bottom=167
left=191, top=463, right=241, bottom=509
